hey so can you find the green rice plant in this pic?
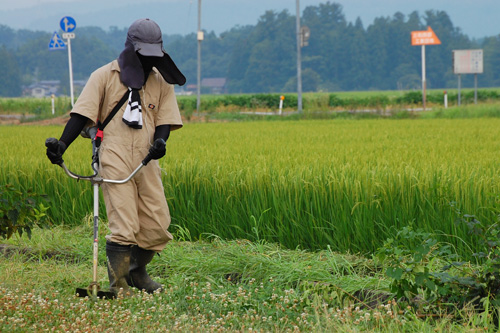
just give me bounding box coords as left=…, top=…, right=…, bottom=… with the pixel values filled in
left=1, top=118, right=500, bottom=259
left=422, top=103, right=500, bottom=118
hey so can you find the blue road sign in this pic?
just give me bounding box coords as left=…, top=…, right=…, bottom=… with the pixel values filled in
left=48, top=32, right=66, bottom=50
left=60, top=16, right=76, bottom=33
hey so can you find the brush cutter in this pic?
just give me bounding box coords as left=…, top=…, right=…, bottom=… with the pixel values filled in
left=46, top=127, right=158, bottom=300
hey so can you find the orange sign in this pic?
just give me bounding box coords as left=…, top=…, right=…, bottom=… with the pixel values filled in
left=411, top=26, right=441, bottom=46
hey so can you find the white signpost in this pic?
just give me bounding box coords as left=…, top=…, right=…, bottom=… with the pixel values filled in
left=453, top=49, right=483, bottom=105
left=60, top=16, right=76, bottom=107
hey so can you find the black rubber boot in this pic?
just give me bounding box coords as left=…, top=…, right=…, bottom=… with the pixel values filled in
left=127, top=246, right=163, bottom=293
left=106, top=241, right=133, bottom=297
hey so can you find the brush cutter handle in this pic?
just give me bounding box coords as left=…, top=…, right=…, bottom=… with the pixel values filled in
left=45, top=137, right=66, bottom=165
left=59, top=162, right=98, bottom=180
left=59, top=153, right=154, bottom=183
left=50, top=132, right=156, bottom=183
left=142, top=154, right=154, bottom=167
left=59, top=161, right=148, bottom=184
left=99, top=146, right=160, bottom=182
left=141, top=138, right=165, bottom=166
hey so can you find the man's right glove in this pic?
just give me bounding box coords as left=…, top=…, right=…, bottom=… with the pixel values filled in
left=149, top=138, right=166, bottom=160
left=45, top=138, right=67, bottom=165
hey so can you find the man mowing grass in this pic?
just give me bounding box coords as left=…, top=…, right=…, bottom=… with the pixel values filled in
left=45, top=18, right=185, bottom=297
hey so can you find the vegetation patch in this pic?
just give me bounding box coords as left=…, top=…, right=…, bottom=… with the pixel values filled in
left=3, top=104, right=500, bottom=330
left=1, top=225, right=498, bottom=331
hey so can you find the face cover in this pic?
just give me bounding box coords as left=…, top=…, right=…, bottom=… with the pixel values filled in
left=117, top=35, right=186, bottom=129
left=117, top=36, right=186, bottom=89
left=137, top=53, right=154, bottom=80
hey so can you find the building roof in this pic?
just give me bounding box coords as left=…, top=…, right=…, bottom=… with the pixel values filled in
left=201, top=78, right=226, bottom=88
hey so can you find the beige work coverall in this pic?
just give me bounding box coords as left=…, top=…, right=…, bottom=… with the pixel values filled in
left=71, top=60, right=183, bottom=251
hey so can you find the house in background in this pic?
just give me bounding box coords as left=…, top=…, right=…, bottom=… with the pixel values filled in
left=73, top=80, right=88, bottom=96
left=182, top=78, right=228, bottom=95
left=23, top=79, right=88, bottom=98
left=25, top=80, right=60, bottom=97
left=176, top=84, right=195, bottom=95
left=201, top=78, right=227, bottom=94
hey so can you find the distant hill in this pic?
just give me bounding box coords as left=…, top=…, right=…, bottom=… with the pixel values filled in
left=1, top=0, right=498, bottom=39
left=1, top=3, right=500, bottom=97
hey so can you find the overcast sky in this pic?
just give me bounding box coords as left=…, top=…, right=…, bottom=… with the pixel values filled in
left=1, top=0, right=498, bottom=39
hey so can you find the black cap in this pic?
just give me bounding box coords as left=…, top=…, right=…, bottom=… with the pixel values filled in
left=127, top=18, right=164, bottom=57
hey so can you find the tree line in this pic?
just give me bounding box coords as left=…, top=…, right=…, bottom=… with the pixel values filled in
left=0, top=1, right=499, bottom=97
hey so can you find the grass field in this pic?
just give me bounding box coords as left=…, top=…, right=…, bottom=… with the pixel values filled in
left=2, top=110, right=500, bottom=330
left=0, top=225, right=492, bottom=332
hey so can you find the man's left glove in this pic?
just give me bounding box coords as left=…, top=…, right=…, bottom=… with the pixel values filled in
left=45, top=138, right=67, bottom=165
left=149, top=138, right=166, bottom=160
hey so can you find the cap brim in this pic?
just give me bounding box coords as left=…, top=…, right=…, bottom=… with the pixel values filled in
left=135, top=42, right=164, bottom=57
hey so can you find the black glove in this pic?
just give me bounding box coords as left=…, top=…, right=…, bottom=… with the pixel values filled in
left=45, top=138, right=67, bottom=165
left=149, top=138, right=166, bottom=160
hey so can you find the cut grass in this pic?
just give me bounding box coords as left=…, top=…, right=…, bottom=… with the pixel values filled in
left=0, top=225, right=494, bottom=332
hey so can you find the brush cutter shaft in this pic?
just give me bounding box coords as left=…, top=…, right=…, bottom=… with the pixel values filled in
left=58, top=151, right=153, bottom=300
left=92, top=183, right=99, bottom=290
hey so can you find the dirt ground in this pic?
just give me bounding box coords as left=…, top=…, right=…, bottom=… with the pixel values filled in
left=0, top=113, right=71, bottom=126
left=0, top=113, right=211, bottom=126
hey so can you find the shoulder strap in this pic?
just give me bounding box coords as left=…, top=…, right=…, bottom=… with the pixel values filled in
left=98, top=89, right=129, bottom=130
left=94, top=89, right=129, bottom=147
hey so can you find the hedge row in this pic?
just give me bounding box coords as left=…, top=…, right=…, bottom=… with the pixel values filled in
left=2, top=90, right=499, bottom=116
left=395, top=90, right=500, bottom=105
left=177, top=94, right=299, bottom=113
left=177, top=89, right=500, bottom=114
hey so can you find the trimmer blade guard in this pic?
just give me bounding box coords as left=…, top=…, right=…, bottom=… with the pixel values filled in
left=75, top=287, right=116, bottom=299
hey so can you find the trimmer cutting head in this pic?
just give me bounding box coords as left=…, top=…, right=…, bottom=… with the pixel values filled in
left=75, top=287, right=116, bottom=299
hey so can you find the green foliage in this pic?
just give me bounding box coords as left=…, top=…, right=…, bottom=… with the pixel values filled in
left=395, top=91, right=422, bottom=105
left=174, top=90, right=500, bottom=116
left=0, top=224, right=494, bottom=331
left=0, top=224, right=450, bottom=331
left=5, top=118, right=500, bottom=260
left=0, top=184, right=49, bottom=240
left=3, top=3, right=500, bottom=96
left=0, top=46, right=21, bottom=97
left=377, top=214, right=500, bottom=320
left=376, top=227, right=461, bottom=308
left=178, top=93, right=300, bottom=114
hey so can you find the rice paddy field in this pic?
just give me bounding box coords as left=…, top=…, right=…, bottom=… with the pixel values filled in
left=2, top=116, right=499, bottom=258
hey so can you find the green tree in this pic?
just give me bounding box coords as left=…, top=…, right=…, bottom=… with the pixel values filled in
left=482, top=36, right=500, bottom=87
left=0, top=25, right=15, bottom=48
left=2, top=4, right=499, bottom=94
left=342, top=18, right=370, bottom=90
left=16, top=33, right=119, bottom=90
left=230, top=10, right=295, bottom=93
left=71, top=35, right=117, bottom=78
left=0, top=46, right=21, bottom=96
left=423, top=10, right=475, bottom=89
left=302, top=2, right=347, bottom=89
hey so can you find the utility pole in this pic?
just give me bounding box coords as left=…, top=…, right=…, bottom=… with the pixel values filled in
left=197, top=0, right=203, bottom=114
left=66, top=36, right=74, bottom=107
left=295, top=0, right=302, bottom=113
left=421, top=44, right=426, bottom=110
